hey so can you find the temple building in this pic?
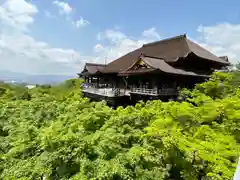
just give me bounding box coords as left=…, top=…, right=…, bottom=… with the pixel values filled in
left=78, top=34, right=230, bottom=107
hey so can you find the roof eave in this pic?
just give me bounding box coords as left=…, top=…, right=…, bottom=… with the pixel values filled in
left=118, top=69, right=157, bottom=76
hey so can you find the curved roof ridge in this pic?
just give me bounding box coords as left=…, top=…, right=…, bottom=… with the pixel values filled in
left=122, top=53, right=149, bottom=72
left=142, top=54, right=166, bottom=60
left=99, top=34, right=230, bottom=74
left=119, top=56, right=209, bottom=77
left=142, top=34, right=187, bottom=47
left=218, top=56, right=229, bottom=62
left=85, top=62, right=106, bottom=66
left=83, top=62, right=106, bottom=74
left=123, top=54, right=166, bottom=72
left=139, top=57, right=209, bottom=77
left=185, top=39, right=230, bottom=65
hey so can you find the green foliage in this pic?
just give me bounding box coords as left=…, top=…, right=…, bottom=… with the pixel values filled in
left=0, top=75, right=239, bottom=179
left=230, top=71, right=240, bottom=88
left=0, top=82, right=30, bottom=100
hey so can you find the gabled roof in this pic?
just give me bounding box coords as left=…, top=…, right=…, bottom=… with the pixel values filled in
left=119, top=55, right=209, bottom=77
left=83, top=63, right=106, bottom=74
left=219, top=56, right=229, bottom=62
left=78, top=63, right=106, bottom=77
left=102, top=34, right=230, bottom=73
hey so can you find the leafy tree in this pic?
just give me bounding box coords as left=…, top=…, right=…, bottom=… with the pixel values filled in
left=0, top=75, right=239, bottom=179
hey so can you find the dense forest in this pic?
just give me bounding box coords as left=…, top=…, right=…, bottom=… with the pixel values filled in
left=0, top=70, right=240, bottom=180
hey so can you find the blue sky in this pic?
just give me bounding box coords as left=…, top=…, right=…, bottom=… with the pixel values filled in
left=0, top=0, right=240, bottom=75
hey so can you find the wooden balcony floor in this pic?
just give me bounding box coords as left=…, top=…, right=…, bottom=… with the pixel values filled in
left=82, top=83, right=179, bottom=98
left=130, top=88, right=178, bottom=96
left=82, top=88, right=128, bottom=97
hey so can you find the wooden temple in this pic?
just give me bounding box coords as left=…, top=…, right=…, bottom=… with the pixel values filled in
left=78, top=34, right=230, bottom=107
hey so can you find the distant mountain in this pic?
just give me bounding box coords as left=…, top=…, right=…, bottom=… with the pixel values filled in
left=0, top=70, right=28, bottom=82
left=23, top=74, right=77, bottom=85
left=0, top=70, right=76, bottom=85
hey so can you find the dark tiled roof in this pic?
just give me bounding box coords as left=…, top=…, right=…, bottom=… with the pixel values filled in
left=102, top=34, right=229, bottom=73
left=219, top=56, right=229, bottom=62
left=185, top=39, right=229, bottom=64
left=119, top=56, right=209, bottom=77
left=78, top=71, right=90, bottom=76
left=119, top=68, right=156, bottom=76
left=84, top=63, right=106, bottom=74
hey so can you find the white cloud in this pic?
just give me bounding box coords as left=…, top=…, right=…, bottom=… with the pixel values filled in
left=52, top=1, right=89, bottom=28
left=93, top=29, right=159, bottom=64
left=53, top=0, right=72, bottom=15
left=0, top=0, right=86, bottom=75
left=97, top=30, right=127, bottom=43
left=94, top=44, right=104, bottom=53
left=74, top=17, right=90, bottom=28
left=1, top=0, right=239, bottom=77
left=0, top=0, right=38, bottom=32
left=94, top=24, right=240, bottom=65
left=196, top=23, right=240, bottom=64
left=44, top=11, right=58, bottom=20
left=142, top=27, right=160, bottom=39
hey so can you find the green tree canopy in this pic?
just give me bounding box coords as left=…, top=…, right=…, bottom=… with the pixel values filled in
left=0, top=73, right=239, bottom=180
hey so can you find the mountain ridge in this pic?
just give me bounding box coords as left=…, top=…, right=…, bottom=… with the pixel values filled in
left=0, top=70, right=76, bottom=85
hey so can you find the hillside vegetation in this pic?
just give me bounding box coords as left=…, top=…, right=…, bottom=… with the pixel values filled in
left=0, top=72, right=240, bottom=180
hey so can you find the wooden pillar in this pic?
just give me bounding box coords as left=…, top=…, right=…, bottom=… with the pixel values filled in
left=97, top=77, right=99, bottom=88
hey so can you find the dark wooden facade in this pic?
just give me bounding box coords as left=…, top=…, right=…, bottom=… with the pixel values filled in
left=78, top=34, right=230, bottom=107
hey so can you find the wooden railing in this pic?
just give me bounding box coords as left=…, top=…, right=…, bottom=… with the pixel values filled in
left=131, top=88, right=158, bottom=95
left=113, top=88, right=120, bottom=96
left=82, top=83, right=179, bottom=96
left=82, top=83, right=111, bottom=89
left=82, top=84, right=123, bottom=97
left=131, top=87, right=178, bottom=96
